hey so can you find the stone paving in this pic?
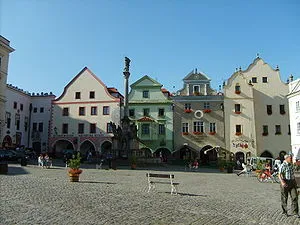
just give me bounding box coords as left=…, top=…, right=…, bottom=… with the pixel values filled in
left=1, top=163, right=300, bottom=225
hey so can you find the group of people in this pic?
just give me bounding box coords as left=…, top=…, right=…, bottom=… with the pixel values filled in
left=37, top=153, right=52, bottom=168
left=236, top=154, right=299, bottom=218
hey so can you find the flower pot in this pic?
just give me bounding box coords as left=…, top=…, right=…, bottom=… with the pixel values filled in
left=69, top=173, right=80, bottom=182
left=131, top=164, right=137, bottom=170
left=68, top=169, right=82, bottom=182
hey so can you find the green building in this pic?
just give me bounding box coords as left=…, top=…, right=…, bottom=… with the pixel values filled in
left=128, top=75, right=173, bottom=159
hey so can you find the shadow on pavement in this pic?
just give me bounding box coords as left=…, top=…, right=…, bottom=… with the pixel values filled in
left=176, top=192, right=208, bottom=197
left=4, top=166, right=30, bottom=176
left=79, top=180, right=117, bottom=184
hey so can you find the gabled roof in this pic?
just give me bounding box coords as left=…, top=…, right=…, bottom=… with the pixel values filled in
left=183, top=69, right=211, bottom=81
left=54, top=67, right=119, bottom=101
left=130, top=75, right=162, bottom=88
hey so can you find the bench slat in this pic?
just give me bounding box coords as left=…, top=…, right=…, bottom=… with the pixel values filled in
left=147, top=173, right=174, bottom=178
left=150, top=181, right=179, bottom=185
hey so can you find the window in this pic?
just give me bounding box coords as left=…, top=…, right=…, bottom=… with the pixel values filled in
left=143, top=90, right=149, bottom=98
left=193, top=85, right=200, bottom=95
left=182, top=122, right=189, bottom=133
left=193, top=121, right=204, bottom=133
left=79, top=107, right=85, bottom=116
left=75, top=92, right=81, bottom=99
left=263, top=125, right=268, bottom=135
left=252, top=77, right=257, bottom=83
left=38, top=123, right=43, bottom=132
left=288, top=125, right=291, bottom=135
left=275, top=125, right=281, bottom=135
left=20, top=104, right=23, bottom=111
left=78, top=123, right=84, bottom=134
left=262, top=77, right=268, bottom=83
left=267, top=105, right=272, bottom=115
left=158, top=124, right=165, bottom=135
left=24, top=117, right=28, bottom=132
left=40, top=107, right=44, bottom=113
left=33, top=107, right=37, bottom=113
left=62, top=108, right=69, bottom=116
left=91, top=106, right=97, bottom=115
left=6, top=112, right=11, bottom=129
left=236, top=125, right=242, bottom=134
left=103, top=106, right=110, bottom=115
left=33, top=123, right=37, bottom=131
left=235, top=104, right=241, bottom=113
left=204, top=102, right=210, bottom=109
left=280, top=105, right=285, bottom=115
left=107, top=123, right=113, bottom=133
left=143, top=108, right=150, bottom=117
left=235, top=84, right=241, bottom=93
left=158, top=108, right=165, bottom=117
left=184, top=103, right=191, bottom=110
left=297, top=122, right=300, bottom=135
left=90, top=123, right=96, bottom=133
left=13, top=102, right=17, bottom=109
left=15, top=114, right=20, bottom=130
left=62, top=123, right=68, bottom=134
left=141, top=124, right=150, bottom=135
left=296, top=101, right=300, bottom=112
left=129, top=109, right=135, bottom=117
left=209, top=123, right=216, bottom=133
left=89, top=91, right=95, bottom=99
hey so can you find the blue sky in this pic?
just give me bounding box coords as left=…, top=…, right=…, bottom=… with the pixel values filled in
left=1, top=0, right=299, bottom=97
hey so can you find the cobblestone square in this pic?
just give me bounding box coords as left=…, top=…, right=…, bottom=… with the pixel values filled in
left=1, top=164, right=299, bottom=225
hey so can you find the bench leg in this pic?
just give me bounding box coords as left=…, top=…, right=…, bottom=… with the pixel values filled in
left=171, top=185, right=178, bottom=195
left=148, top=183, right=155, bottom=193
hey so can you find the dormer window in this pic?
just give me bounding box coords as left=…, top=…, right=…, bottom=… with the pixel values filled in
left=235, top=84, right=241, bottom=94
left=193, top=85, right=200, bottom=95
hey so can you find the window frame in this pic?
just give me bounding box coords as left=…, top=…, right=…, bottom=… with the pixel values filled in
left=142, top=90, right=149, bottom=98
left=79, top=107, right=86, bottom=116
left=91, top=106, right=97, bottom=116
left=62, top=123, right=68, bottom=134
left=89, top=91, right=95, bottom=99
left=90, top=123, right=96, bottom=134
left=75, top=92, right=81, bottom=99
left=262, top=77, right=268, bottom=83
left=141, top=123, right=150, bottom=135
left=103, top=106, right=110, bottom=115
left=62, top=107, right=69, bottom=116
left=78, top=123, right=84, bottom=134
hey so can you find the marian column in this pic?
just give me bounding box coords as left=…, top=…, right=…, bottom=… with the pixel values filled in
left=123, top=57, right=131, bottom=118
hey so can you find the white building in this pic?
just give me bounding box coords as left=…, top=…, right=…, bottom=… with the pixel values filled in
left=287, top=77, right=300, bottom=160
left=0, top=36, right=14, bottom=144
left=224, top=57, right=291, bottom=162
left=49, top=67, right=123, bottom=157
left=3, top=84, right=55, bottom=151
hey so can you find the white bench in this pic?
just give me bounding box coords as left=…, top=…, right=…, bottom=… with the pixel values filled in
left=146, top=173, right=179, bottom=195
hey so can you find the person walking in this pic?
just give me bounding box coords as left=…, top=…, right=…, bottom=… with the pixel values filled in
left=278, top=153, right=299, bottom=218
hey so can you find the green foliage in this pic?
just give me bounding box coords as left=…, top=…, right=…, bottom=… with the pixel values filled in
left=256, top=160, right=264, bottom=170
left=68, top=152, right=81, bottom=169
left=130, top=155, right=137, bottom=164
left=217, top=157, right=226, bottom=168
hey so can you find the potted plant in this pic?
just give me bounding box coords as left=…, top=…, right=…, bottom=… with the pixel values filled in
left=225, top=161, right=235, bottom=173
left=218, top=158, right=226, bottom=172
left=130, top=155, right=137, bottom=169
left=68, top=152, right=82, bottom=182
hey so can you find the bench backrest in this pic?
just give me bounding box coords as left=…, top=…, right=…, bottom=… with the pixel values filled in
left=146, top=173, right=174, bottom=179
